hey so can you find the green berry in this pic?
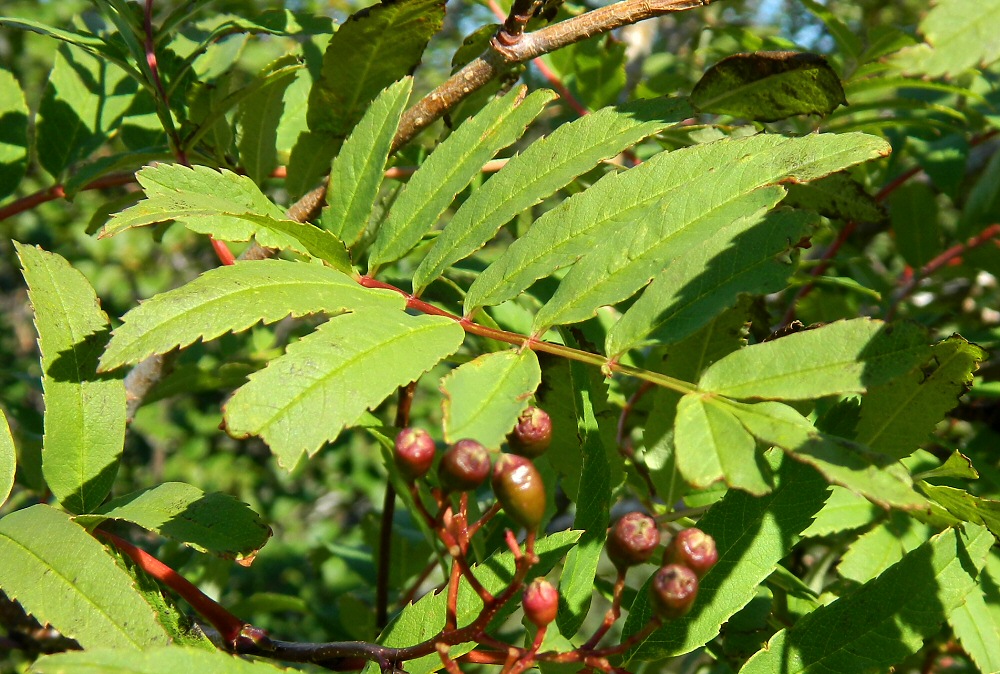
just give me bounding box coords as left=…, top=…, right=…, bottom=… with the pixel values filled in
left=492, top=454, right=546, bottom=531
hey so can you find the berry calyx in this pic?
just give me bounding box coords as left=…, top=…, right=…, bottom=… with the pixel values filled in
left=606, top=512, right=660, bottom=571
left=649, top=564, right=698, bottom=620
left=508, top=406, right=553, bottom=458
left=492, top=454, right=546, bottom=531
left=438, top=439, right=491, bottom=492
left=522, top=578, right=559, bottom=628
left=663, top=528, right=718, bottom=578
left=394, top=427, right=436, bottom=481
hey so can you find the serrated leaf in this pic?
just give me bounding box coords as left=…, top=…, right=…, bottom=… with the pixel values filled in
left=949, top=585, right=1000, bottom=674
left=369, top=87, right=555, bottom=271
left=836, top=511, right=932, bottom=583
left=0, top=68, right=29, bottom=201
left=0, top=411, right=14, bottom=507
left=691, top=51, right=846, bottom=122
left=727, top=400, right=927, bottom=510
left=607, top=208, right=814, bottom=357
left=890, top=182, right=942, bottom=268
left=412, top=97, right=691, bottom=293
left=0, top=505, right=170, bottom=649
left=30, top=646, right=291, bottom=674
left=623, top=453, right=829, bottom=661
left=919, top=484, right=1000, bottom=539
left=467, top=132, right=889, bottom=320
left=783, top=171, right=886, bottom=224
left=74, top=482, right=270, bottom=560
left=675, top=393, right=771, bottom=495
left=441, top=349, right=540, bottom=448
left=740, top=524, right=992, bottom=674
left=102, top=164, right=350, bottom=270
left=890, top=0, right=1000, bottom=77
left=237, top=61, right=299, bottom=184
left=856, top=336, right=985, bottom=460
left=797, top=0, right=862, bottom=59
left=100, top=260, right=400, bottom=371
left=699, top=319, right=930, bottom=400
left=0, top=18, right=130, bottom=70
left=800, top=486, right=879, bottom=538
left=307, top=0, right=445, bottom=137
left=916, top=450, right=979, bottom=481
left=224, top=310, right=464, bottom=468
left=321, top=78, right=412, bottom=246
left=367, top=530, right=581, bottom=674
left=17, top=243, right=125, bottom=514
left=285, top=130, right=341, bottom=199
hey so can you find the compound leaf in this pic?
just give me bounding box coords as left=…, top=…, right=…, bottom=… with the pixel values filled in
left=411, top=96, right=691, bottom=293
left=30, top=646, right=291, bottom=674
left=0, top=505, right=170, bottom=650
left=320, top=78, right=412, bottom=246
left=100, top=260, right=401, bottom=371
left=17, top=243, right=125, bottom=514
left=740, top=524, right=992, bottom=674
left=224, top=310, right=464, bottom=468
left=369, top=87, right=554, bottom=271
left=0, top=68, right=29, bottom=201
left=441, top=349, right=541, bottom=449
left=699, top=319, right=930, bottom=400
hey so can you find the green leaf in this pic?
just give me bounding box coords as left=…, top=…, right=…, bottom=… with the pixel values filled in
left=74, top=482, right=271, bottom=561
left=441, top=349, right=541, bottom=448
left=412, top=97, right=691, bottom=294
left=623, top=453, right=829, bottom=661
left=17, top=243, right=125, bottom=514
left=727, top=400, right=927, bottom=510
left=699, top=319, right=930, bottom=400
left=890, top=182, right=942, bottom=268
left=0, top=68, right=29, bottom=201
left=0, top=505, right=170, bottom=649
left=237, top=60, right=300, bottom=185
left=31, top=646, right=291, bottom=674
left=224, top=310, right=464, bottom=468
left=369, top=87, right=555, bottom=271
left=740, top=524, right=993, bottom=674
left=916, top=450, right=979, bottom=481
left=285, top=130, right=341, bottom=199
left=546, top=34, right=627, bottom=110
left=320, top=78, right=412, bottom=246
left=691, top=51, right=846, bottom=122
left=797, top=0, right=862, bottom=59
left=919, top=484, right=1000, bottom=539
left=675, top=394, right=771, bottom=495
left=782, top=171, right=886, bottom=224
left=0, top=410, right=14, bottom=507
left=307, top=0, right=445, bottom=137
left=837, top=512, right=932, bottom=583
left=890, top=0, right=1000, bottom=77
left=102, top=164, right=351, bottom=271
left=800, top=486, right=879, bottom=538
left=467, top=132, right=889, bottom=319
left=368, top=530, right=581, bottom=674
left=607, top=208, right=815, bottom=357
left=949, top=585, right=1000, bottom=674
left=855, top=336, right=985, bottom=460
left=100, top=260, right=400, bottom=371
left=0, top=18, right=133, bottom=74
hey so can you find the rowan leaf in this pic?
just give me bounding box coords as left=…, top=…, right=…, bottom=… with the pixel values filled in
left=30, top=646, right=291, bottom=674
left=224, top=310, right=464, bottom=468
left=237, top=60, right=300, bottom=185
left=17, top=243, right=125, bottom=514
left=369, top=87, right=555, bottom=271
left=0, top=411, right=15, bottom=507
left=0, top=505, right=170, bottom=650
left=411, top=96, right=691, bottom=293
left=949, top=585, right=1000, bottom=674
left=0, top=68, right=29, bottom=201
left=890, top=0, right=1000, bottom=77
left=100, top=260, right=401, bottom=371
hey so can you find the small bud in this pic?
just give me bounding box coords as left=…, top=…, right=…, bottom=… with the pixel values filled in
left=394, top=428, right=436, bottom=481
left=649, top=564, right=698, bottom=620
left=522, top=578, right=559, bottom=628
left=606, top=512, right=660, bottom=571
left=663, top=528, right=718, bottom=578
left=492, top=454, right=546, bottom=531
left=438, top=439, right=491, bottom=492
left=508, top=406, right=553, bottom=457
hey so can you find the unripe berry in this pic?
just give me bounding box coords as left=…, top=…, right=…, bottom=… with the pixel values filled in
left=522, top=578, right=559, bottom=628
left=438, top=439, right=491, bottom=492
left=606, top=512, right=660, bottom=571
left=508, top=406, right=553, bottom=457
left=492, top=454, right=546, bottom=531
left=663, top=528, right=718, bottom=578
left=394, top=427, right=436, bottom=481
left=649, top=564, right=698, bottom=620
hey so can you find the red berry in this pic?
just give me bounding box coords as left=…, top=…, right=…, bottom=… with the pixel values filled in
left=394, top=427, right=436, bottom=481
left=663, top=528, right=718, bottom=578
left=649, top=564, right=698, bottom=620
left=508, top=406, right=553, bottom=457
left=492, top=454, right=546, bottom=531
left=522, top=578, right=559, bottom=628
left=438, top=439, right=491, bottom=492
left=606, top=512, right=660, bottom=571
